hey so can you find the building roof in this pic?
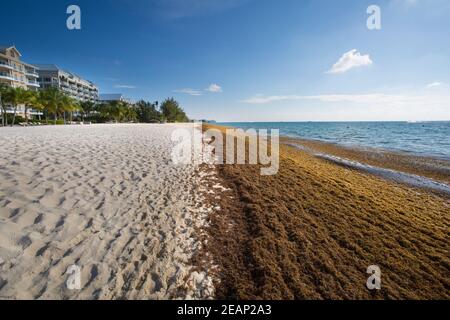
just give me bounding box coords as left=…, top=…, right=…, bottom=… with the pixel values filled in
left=33, top=64, right=60, bottom=71
left=34, top=64, right=97, bottom=87
left=0, top=45, right=22, bottom=56
left=34, top=64, right=79, bottom=77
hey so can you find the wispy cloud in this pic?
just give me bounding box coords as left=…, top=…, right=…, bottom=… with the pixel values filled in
left=174, top=83, right=223, bottom=96
left=241, top=94, right=397, bottom=104
left=239, top=92, right=450, bottom=120
left=206, top=83, right=222, bottom=93
left=326, top=49, right=373, bottom=74
left=427, top=81, right=442, bottom=88
left=174, top=88, right=203, bottom=96
left=114, top=84, right=136, bottom=89
left=240, top=93, right=450, bottom=105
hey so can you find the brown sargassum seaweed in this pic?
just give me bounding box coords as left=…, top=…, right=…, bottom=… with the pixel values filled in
left=197, top=124, right=449, bottom=300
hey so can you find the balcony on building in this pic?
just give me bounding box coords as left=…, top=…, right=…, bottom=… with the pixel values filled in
left=0, top=71, right=15, bottom=81
left=25, top=67, right=39, bottom=78
left=26, top=79, right=40, bottom=87
left=0, top=60, right=15, bottom=71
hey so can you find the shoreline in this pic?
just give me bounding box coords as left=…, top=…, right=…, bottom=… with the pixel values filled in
left=281, top=133, right=450, bottom=162
left=208, top=122, right=450, bottom=193
left=202, top=123, right=450, bottom=299
left=282, top=139, right=450, bottom=196
left=217, top=121, right=450, bottom=162
left=0, top=123, right=448, bottom=300
left=281, top=136, right=450, bottom=186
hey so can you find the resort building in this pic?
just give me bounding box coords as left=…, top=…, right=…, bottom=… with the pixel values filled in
left=34, top=64, right=99, bottom=103
left=0, top=45, right=42, bottom=118
left=99, top=93, right=133, bottom=105
left=0, top=46, right=40, bottom=90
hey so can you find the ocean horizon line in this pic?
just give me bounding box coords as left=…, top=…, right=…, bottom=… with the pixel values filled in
left=217, top=120, right=450, bottom=124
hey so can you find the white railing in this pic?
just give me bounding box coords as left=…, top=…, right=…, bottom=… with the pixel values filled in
left=0, top=72, right=15, bottom=81
left=25, top=71, right=39, bottom=77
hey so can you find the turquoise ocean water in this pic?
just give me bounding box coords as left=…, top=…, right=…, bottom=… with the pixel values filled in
left=218, top=122, right=450, bottom=160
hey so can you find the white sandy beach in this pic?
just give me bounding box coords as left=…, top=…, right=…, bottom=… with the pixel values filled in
left=0, top=124, right=217, bottom=300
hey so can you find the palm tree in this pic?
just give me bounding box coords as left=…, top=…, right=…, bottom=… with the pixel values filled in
left=59, top=95, right=67, bottom=124
left=30, top=91, right=46, bottom=122
left=40, top=87, right=63, bottom=124
left=53, top=92, right=78, bottom=124
left=123, top=104, right=137, bottom=122
left=97, top=103, right=110, bottom=121
left=105, top=101, right=126, bottom=123
left=160, top=98, right=189, bottom=123
left=64, top=96, right=80, bottom=123
left=3, top=87, right=28, bottom=126
left=22, top=90, right=40, bottom=124
left=0, top=84, right=9, bottom=126
left=79, top=101, right=95, bottom=122
left=108, top=101, right=119, bottom=122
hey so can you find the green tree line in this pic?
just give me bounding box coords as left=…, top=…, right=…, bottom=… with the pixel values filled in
left=0, top=85, right=189, bottom=126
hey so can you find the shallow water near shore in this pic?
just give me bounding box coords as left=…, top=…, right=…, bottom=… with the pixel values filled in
left=219, top=121, right=450, bottom=159
left=286, top=142, right=450, bottom=196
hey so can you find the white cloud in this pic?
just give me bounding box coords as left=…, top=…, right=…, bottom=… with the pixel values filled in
left=241, top=94, right=391, bottom=104
left=174, top=84, right=223, bottom=96
left=174, top=88, right=203, bottom=96
left=427, top=82, right=442, bottom=88
left=326, top=49, right=373, bottom=74
left=240, top=93, right=450, bottom=106
left=239, top=92, right=450, bottom=121
left=240, top=95, right=299, bottom=104
left=206, top=83, right=222, bottom=93
left=114, top=84, right=136, bottom=89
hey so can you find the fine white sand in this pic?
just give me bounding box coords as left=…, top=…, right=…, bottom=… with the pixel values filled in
left=0, top=124, right=216, bottom=300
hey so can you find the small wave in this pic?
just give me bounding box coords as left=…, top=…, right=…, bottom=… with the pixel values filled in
left=287, top=143, right=450, bottom=196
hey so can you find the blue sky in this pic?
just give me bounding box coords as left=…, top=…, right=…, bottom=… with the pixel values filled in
left=1, top=0, right=449, bottom=121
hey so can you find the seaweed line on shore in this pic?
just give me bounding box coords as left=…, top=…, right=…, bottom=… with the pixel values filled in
left=201, top=123, right=450, bottom=300
left=285, top=142, right=450, bottom=197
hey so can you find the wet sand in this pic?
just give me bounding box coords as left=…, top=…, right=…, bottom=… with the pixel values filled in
left=282, top=137, right=450, bottom=185
left=283, top=138, right=450, bottom=196
left=203, top=124, right=450, bottom=299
